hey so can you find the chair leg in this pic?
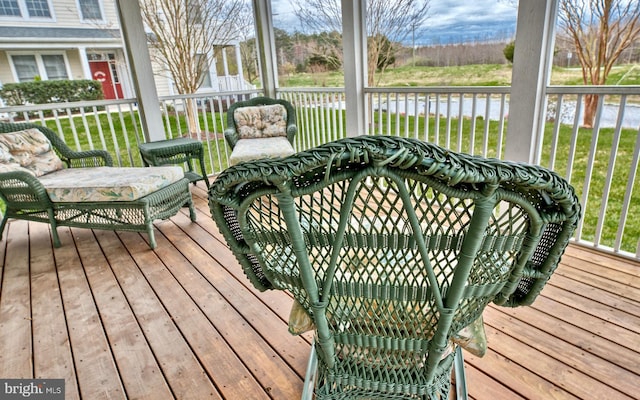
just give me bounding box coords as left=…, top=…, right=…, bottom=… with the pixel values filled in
left=301, top=342, right=318, bottom=400
left=454, top=346, right=468, bottom=400
left=188, top=198, right=197, bottom=222
left=0, top=213, right=7, bottom=242
left=147, top=224, right=157, bottom=249
left=48, top=209, right=61, bottom=247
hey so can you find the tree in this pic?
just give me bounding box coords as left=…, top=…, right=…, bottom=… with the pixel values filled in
left=558, top=0, right=640, bottom=127
left=291, top=0, right=431, bottom=86
left=235, top=2, right=259, bottom=84
left=139, top=0, right=246, bottom=134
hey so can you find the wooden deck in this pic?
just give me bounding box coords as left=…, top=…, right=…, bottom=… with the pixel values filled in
left=0, top=181, right=638, bottom=400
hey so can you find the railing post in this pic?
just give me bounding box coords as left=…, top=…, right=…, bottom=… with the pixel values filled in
left=115, top=0, right=165, bottom=142
left=505, top=0, right=558, bottom=163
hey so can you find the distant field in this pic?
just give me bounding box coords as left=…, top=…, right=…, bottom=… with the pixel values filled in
left=279, top=63, right=640, bottom=87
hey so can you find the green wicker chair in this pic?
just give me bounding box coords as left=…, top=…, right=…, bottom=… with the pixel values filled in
left=224, top=96, right=297, bottom=165
left=0, top=122, right=196, bottom=249
left=209, top=136, right=581, bottom=399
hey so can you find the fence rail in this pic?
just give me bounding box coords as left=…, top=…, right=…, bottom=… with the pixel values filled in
left=1, top=85, right=639, bottom=260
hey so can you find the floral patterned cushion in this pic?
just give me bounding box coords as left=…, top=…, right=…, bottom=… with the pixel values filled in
left=229, top=137, right=295, bottom=166
left=234, top=104, right=288, bottom=139
left=38, top=166, right=184, bottom=202
left=0, top=128, right=64, bottom=176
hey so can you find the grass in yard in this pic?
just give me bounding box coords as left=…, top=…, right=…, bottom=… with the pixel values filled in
left=370, top=110, right=639, bottom=253
left=43, top=110, right=231, bottom=174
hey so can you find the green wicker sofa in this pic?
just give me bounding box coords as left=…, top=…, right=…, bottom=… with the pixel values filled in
left=0, top=122, right=196, bottom=249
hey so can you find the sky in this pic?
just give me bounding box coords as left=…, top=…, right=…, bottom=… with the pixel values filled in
left=270, top=0, right=519, bottom=45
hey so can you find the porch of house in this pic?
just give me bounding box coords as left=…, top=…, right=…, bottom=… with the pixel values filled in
left=0, top=180, right=637, bottom=400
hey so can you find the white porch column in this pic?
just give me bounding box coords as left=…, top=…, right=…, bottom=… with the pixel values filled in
left=221, top=47, right=230, bottom=76
left=115, top=0, right=165, bottom=142
left=252, top=0, right=278, bottom=98
left=78, top=46, right=92, bottom=79
left=235, top=44, right=245, bottom=89
left=342, top=0, right=367, bottom=137
left=505, top=0, right=558, bottom=163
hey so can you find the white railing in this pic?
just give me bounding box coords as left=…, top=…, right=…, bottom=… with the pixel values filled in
left=1, top=86, right=639, bottom=261
left=282, top=86, right=640, bottom=260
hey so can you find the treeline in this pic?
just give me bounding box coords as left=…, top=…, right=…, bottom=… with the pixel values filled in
left=395, top=42, right=510, bottom=67
left=262, top=29, right=511, bottom=74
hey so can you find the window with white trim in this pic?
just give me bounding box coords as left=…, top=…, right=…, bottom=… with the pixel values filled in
left=10, top=53, right=69, bottom=82
left=25, top=0, right=50, bottom=17
left=42, top=55, right=67, bottom=80
left=78, top=0, right=102, bottom=20
left=0, top=0, right=53, bottom=18
left=0, top=0, right=21, bottom=16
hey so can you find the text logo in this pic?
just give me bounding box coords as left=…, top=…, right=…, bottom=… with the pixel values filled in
left=0, top=380, right=64, bottom=400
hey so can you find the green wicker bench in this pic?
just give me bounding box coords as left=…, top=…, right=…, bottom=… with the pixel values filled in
left=209, top=136, right=581, bottom=399
left=0, top=122, right=196, bottom=249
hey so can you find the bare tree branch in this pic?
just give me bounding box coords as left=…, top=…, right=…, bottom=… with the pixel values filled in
left=558, top=0, right=640, bottom=126
left=290, top=0, right=431, bottom=85
left=140, top=0, right=246, bottom=95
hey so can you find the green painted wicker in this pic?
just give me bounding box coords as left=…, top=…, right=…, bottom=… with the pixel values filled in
left=0, top=122, right=196, bottom=249
left=209, top=135, right=581, bottom=399
left=138, top=137, right=210, bottom=188
left=223, top=96, right=297, bottom=149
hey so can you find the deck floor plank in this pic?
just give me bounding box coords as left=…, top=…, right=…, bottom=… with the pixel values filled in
left=119, top=229, right=271, bottom=400
left=29, top=222, right=80, bottom=399
left=169, top=209, right=313, bottom=373
left=0, top=181, right=637, bottom=399
left=0, top=221, right=33, bottom=378
left=151, top=219, right=305, bottom=399
left=71, top=227, right=175, bottom=400
left=484, top=305, right=637, bottom=397
left=94, top=229, right=222, bottom=400
left=53, top=227, right=126, bottom=400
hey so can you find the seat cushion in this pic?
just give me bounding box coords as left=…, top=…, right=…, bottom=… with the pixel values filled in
left=234, top=104, right=288, bottom=139
left=38, top=166, right=184, bottom=202
left=229, top=137, right=295, bottom=166
left=0, top=128, right=64, bottom=176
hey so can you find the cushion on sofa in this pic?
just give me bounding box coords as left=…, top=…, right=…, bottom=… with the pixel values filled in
left=0, top=128, right=64, bottom=176
left=234, top=104, right=288, bottom=139
left=229, top=137, right=295, bottom=166
left=38, top=166, right=184, bottom=202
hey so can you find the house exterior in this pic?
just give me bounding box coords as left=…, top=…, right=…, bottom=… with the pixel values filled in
left=0, top=0, right=250, bottom=102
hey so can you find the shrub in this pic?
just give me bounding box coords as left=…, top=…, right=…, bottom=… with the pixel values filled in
left=0, top=79, right=103, bottom=106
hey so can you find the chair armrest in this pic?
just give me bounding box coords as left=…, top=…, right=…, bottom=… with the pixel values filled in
left=61, top=149, right=113, bottom=168
left=0, top=171, right=52, bottom=205
left=224, top=128, right=240, bottom=149
left=286, top=123, right=297, bottom=145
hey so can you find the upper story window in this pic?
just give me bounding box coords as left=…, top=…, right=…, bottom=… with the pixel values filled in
left=0, top=0, right=53, bottom=19
left=10, top=53, right=69, bottom=82
left=79, top=0, right=102, bottom=21
left=0, top=1, right=22, bottom=16
left=25, top=0, right=50, bottom=17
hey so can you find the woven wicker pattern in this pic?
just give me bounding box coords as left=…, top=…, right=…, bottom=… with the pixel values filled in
left=0, top=122, right=196, bottom=249
left=209, top=135, right=581, bottom=399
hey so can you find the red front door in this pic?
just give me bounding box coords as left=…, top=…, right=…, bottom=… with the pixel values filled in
left=89, top=61, right=123, bottom=100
